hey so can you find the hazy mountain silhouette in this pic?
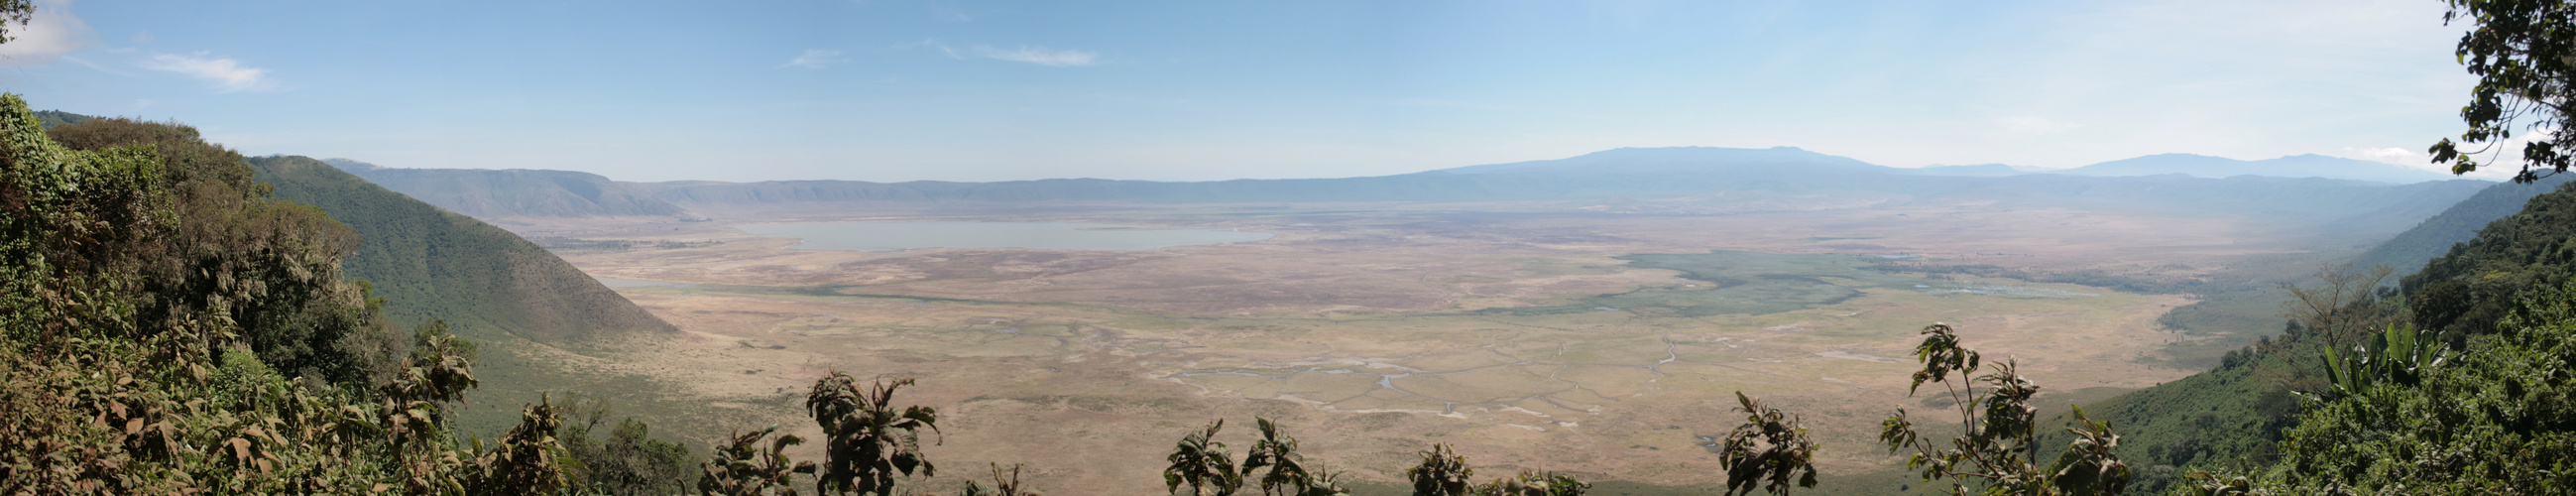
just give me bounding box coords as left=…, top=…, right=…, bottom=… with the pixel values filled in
left=1906, top=164, right=2028, bottom=177
left=2052, top=153, right=2459, bottom=184
left=328, top=147, right=2492, bottom=236
left=324, top=158, right=688, bottom=218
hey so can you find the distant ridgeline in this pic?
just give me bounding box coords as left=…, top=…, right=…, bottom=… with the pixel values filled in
left=326, top=147, right=2493, bottom=234
left=323, top=158, right=687, bottom=218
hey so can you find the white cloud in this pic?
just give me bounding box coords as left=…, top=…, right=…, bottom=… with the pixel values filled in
left=2342, top=146, right=2425, bottom=166
left=781, top=49, right=843, bottom=68
left=979, top=45, right=1097, bottom=66
left=2334, top=145, right=2521, bottom=180
left=138, top=53, right=277, bottom=92
left=0, top=0, right=96, bottom=66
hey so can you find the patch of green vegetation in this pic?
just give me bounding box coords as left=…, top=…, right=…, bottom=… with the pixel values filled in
left=1501, top=250, right=1933, bottom=317
left=33, top=109, right=88, bottom=128
left=1515, top=257, right=1622, bottom=278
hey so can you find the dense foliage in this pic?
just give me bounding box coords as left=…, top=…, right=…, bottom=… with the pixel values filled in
left=2188, top=283, right=2576, bottom=494
left=1719, top=392, right=1818, bottom=495
left=1877, top=325, right=2130, bottom=496
left=0, top=93, right=589, bottom=492
left=561, top=396, right=700, bottom=494
left=1161, top=418, right=1352, bottom=496
left=2402, top=187, right=2576, bottom=341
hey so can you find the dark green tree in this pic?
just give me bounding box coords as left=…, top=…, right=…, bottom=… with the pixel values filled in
left=806, top=373, right=941, bottom=495
left=1405, top=443, right=1473, bottom=496
left=1877, top=324, right=2131, bottom=495
left=2430, top=0, right=2576, bottom=183
left=1719, top=392, right=1818, bottom=495
left=698, top=427, right=814, bottom=496
left=1165, top=420, right=1243, bottom=496
left=1162, top=418, right=1347, bottom=496
left=559, top=395, right=699, bottom=495
left=465, top=396, right=580, bottom=495
left=2191, top=281, right=2576, bottom=493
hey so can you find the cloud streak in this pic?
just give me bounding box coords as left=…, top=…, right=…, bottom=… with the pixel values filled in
left=139, top=53, right=276, bottom=92
left=0, top=0, right=96, bottom=66
left=781, top=49, right=843, bottom=68
left=979, top=45, right=1097, bottom=66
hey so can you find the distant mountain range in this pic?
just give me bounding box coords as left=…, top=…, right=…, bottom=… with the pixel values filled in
left=1907, top=164, right=2040, bottom=177
left=322, top=158, right=687, bottom=218
left=326, top=147, right=2492, bottom=239
left=2048, top=153, right=2459, bottom=184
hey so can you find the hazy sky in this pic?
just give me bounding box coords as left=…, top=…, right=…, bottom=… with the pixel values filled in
left=0, top=0, right=2512, bottom=182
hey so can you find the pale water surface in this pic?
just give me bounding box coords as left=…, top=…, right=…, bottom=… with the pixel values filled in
left=735, top=221, right=1273, bottom=251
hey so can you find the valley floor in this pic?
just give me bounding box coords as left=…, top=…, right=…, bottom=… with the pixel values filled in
left=487, top=200, right=2331, bottom=493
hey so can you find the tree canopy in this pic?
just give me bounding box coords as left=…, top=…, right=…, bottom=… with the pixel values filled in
left=2430, top=0, right=2576, bottom=183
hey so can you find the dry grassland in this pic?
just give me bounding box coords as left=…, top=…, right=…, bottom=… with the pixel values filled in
left=491, top=201, right=2309, bottom=493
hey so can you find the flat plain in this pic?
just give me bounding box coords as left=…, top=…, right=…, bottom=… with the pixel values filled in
left=487, top=199, right=2343, bottom=493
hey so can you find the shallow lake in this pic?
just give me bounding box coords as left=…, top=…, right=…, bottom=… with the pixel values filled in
left=734, top=221, right=1274, bottom=251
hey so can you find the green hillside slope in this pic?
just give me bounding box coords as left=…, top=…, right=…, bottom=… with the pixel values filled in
left=2034, top=180, right=2576, bottom=493
left=252, top=155, right=690, bottom=434
left=2350, top=174, right=2576, bottom=277
left=249, top=155, right=676, bottom=343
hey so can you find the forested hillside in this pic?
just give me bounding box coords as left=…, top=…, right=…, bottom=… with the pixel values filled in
left=2015, top=175, right=2576, bottom=493
left=251, top=156, right=677, bottom=344
left=2350, top=174, right=2576, bottom=277
left=0, top=93, right=593, bottom=492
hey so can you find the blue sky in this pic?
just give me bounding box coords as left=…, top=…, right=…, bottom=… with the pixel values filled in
left=0, top=0, right=2503, bottom=182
